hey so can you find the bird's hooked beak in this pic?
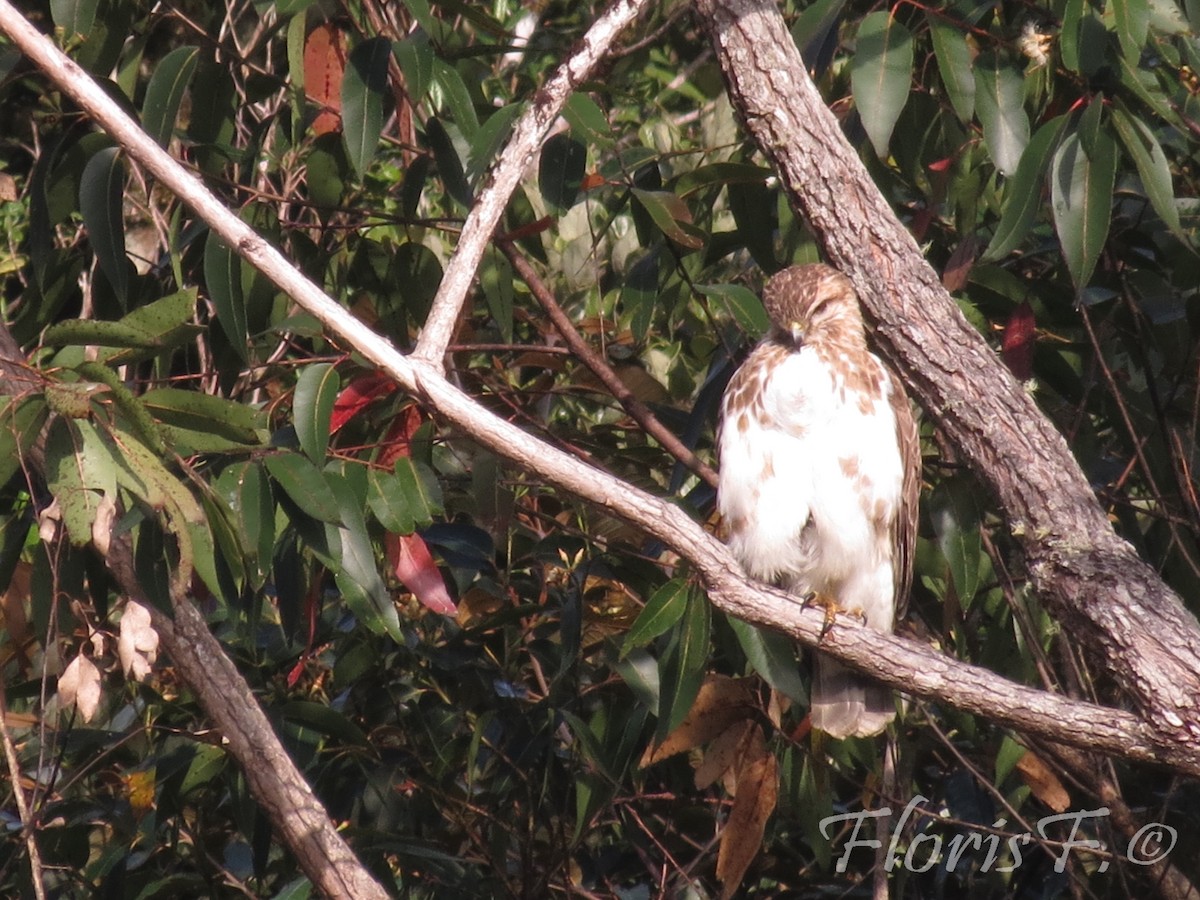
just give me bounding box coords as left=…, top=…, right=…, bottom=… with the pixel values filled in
left=788, top=320, right=807, bottom=348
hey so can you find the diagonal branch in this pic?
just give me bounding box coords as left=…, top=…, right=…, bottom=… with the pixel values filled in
left=693, top=0, right=1200, bottom=746
left=410, top=0, right=655, bottom=368
left=3, top=0, right=1199, bottom=794
left=497, top=238, right=720, bottom=490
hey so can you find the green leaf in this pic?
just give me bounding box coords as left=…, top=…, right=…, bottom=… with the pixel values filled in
left=728, top=618, right=807, bottom=702
left=327, top=470, right=401, bottom=641
left=622, top=250, right=659, bottom=337
left=392, top=457, right=442, bottom=527
left=974, top=50, right=1029, bottom=176
left=42, top=319, right=157, bottom=350
left=424, top=116, right=473, bottom=207
left=697, top=283, right=770, bottom=336
left=367, top=466, right=415, bottom=534
left=928, top=16, right=974, bottom=123
left=142, top=46, right=199, bottom=148
left=622, top=579, right=690, bottom=656
left=342, top=37, right=391, bottom=178
left=929, top=477, right=983, bottom=606
left=234, top=461, right=274, bottom=570
left=539, top=133, right=587, bottom=215
left=479, top=247, right=514, bottom=344
left=141, top=388, right=266, bottom=444
left=281, top=700, right=371, bottom=747
left=264, top=452, right=341, bottom=523
left=1051, top=123, right=1117, bottom=293
left=1113, top=0, right=1150, bottom=61
left=432, top=58, right=478, bottom=135
left=656, top=586, right=709, bottom=737
left=727, top=176, right=777, bottom=271
left=1110, top=104, right=1183, bottom=236
left=562, top=93, right=614, bottom=148
left=467, top=102, right=523, bottom=186
left=50, top=0, right=98, bottom=39
left=983, top=115, right=1068, bottom=261
left=630, top=189, right=704, bottom=250
left=203, top=233, right=248, bottom=361
left=851, top=11, right=914, bottom=158
left=393, top=35, right=433, bottom=104
left=104, top=288, right=201, bottom=365
left=1061, top=0, right=1108, bottom=75
left=44, top=417, right=117, bottom=547
left=80, top=147, right=129, bottom=304
left=294, top=363, right=339, bottom=465
left=0, top=397, right=49, bottom=487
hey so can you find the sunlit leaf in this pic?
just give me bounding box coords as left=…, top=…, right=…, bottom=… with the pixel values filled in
left=1110, top=103, right=1183, bottom=236
left=203, top=233, right=248, bottom=361
left=622, top=579, right=689, bottom=656
left=342, top=37, right=391, bottom=177
left=386, top=531, right=456, bottom=615
left=294, top=363, right=339, bottom=465
left=1051, top=124, right=1116, bottom=292
left=850, top=11, right=913, bottom=158
left=928, top=16, right=974, bottom=123
left=631, top=188, right=704, bottom=250
left=983, top=115, right=1067, bottom=261
left=80, top=147, right=129, bottom=304
left=142, top=46, right=199, bottom=148
left=974, top=50, right=1029, bottom=176
left=697, top=283, right=769, bottom=336
left=264, top=452, right=341, bottom=523
left=1113, top=0, right=1150, bottom=60
left=930, top=477, right=983, bottom=606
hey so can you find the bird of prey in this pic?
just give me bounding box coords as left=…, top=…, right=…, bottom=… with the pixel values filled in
left=717, top=264, right=920, bottom=738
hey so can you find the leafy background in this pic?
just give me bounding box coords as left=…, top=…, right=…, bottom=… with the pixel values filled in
left=0, top=0, right=1199, bottom=896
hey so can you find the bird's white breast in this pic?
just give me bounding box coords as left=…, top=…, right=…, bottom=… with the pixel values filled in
left=718, top=343, right=905, bottom=629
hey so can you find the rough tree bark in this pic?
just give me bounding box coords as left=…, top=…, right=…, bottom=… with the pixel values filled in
left=695, top=0, right=1200, bottom=751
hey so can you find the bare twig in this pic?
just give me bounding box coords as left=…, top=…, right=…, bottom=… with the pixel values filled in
left=411, top=0, right=656, bottom=367
left=0, top=681, right=46, bottom=900
left=498, top=239, right=720, bottom=489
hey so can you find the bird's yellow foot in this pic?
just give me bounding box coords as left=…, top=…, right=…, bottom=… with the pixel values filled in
left=801, top=592, right=843, bottom=639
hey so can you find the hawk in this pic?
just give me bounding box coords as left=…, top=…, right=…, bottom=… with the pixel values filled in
left=718, top=264, right=920, bottom=738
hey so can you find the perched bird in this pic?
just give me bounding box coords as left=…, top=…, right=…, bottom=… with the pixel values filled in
left=717, top=264, right=920, bottom=738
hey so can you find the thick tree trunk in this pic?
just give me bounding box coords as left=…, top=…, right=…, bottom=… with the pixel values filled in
left=695, top=0, right=1200, bottom=749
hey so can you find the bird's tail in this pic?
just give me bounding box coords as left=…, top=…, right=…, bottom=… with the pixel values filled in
left=810, top=653, right=894, bottom=738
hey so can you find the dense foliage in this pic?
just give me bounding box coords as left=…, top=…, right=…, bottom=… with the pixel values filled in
left=0, top=0, right=1198, bottom=896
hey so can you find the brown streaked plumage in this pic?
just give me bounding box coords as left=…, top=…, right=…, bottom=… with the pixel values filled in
left=718, top=264, right=920, bottom=738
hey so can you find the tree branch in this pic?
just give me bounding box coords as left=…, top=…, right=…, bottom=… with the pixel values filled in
left=410, top=0, right=655, bottom=367
left=497, top=238, right=720, bottom=490
left=693, top=0, right=1200, bottom=748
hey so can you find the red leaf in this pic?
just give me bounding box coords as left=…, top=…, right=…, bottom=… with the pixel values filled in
left=305, top=23, right=347, bottom=136
left=386, top=532, right=457, bottom=615
left=1002, top=301, right=1036, bottom=381
left=330, top=373, right=398, bottom=435
left=377, top=404, right=424, bottom=468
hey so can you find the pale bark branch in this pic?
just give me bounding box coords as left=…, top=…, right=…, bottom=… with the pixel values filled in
left=694, top=0, right=1200, bottom=749
left=410, top=0, right=655, bottom=367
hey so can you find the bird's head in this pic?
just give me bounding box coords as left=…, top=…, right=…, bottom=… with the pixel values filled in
left=761, top=264, right=862, bottom=349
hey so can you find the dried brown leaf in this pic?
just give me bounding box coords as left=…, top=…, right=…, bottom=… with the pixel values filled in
left=717, top=730, right=777, bottom=898
left=641, top=674, right=757, bottom=767
left=58, top=653, right=102, bottom=722
left=1015, top=749, right=1070, bottom=812
left=694, top=718, right=754, bottom=790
